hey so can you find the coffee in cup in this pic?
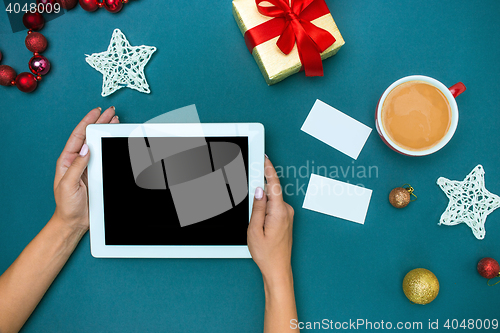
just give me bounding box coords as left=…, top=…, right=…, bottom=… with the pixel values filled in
left=375, top=75, right=466, bottom=156
left=381, top=80, right=451, bottom=151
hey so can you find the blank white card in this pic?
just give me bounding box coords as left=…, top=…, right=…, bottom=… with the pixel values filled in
left=301, top=100, right=372, bottom=160
left=303, top=174, right=373, bottom=224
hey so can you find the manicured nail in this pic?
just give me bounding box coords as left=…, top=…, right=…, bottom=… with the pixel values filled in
left=79, top=143, right=89, bottom=157
left=97, top=107, right=102, bottom=111
left=265, top=154, right=268, bottom=159
left=113, top=115, right=119, bottom=120
left=255, top=187, right=264, bottom=200
left=111, top=106, right=115, bottom=110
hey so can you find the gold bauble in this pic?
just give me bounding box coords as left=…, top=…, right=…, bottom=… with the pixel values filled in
left=389, top=187, right=411, bottom=208
left=403, top=268, right=439, bottom=304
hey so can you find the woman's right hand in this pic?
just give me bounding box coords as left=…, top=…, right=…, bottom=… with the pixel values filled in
left=247, top=156, right=295, bottom=282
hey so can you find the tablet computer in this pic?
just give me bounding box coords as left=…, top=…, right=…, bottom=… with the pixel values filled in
left=86, top=123, right=264, bottom=258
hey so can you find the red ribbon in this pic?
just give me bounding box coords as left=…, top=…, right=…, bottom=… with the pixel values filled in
left=244, top=0, right=336, bottom=77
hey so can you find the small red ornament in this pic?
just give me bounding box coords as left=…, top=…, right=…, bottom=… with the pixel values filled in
left=60, top=0, right=78, bottom=9
left=477, top=257, right=500, bottom=279
left=103, top=0, right=123, bottom=13
left=0, top=65, right=17, bottom=86
left=15, top=72, right=38, bottom=92
left=79, top=0, right=99, bottom=11
left=25, top=32, right=48, bottom=53
left=29, top=55, right=51, bottom=75
left=22, top=12, right=45, bottom=31
left=36, top=0, right=59, bottom=6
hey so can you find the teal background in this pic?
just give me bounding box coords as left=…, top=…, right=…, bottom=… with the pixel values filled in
left=1, top=0, right=499, bottom=332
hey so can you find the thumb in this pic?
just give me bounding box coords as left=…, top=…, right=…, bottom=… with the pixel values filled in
left=249, top=187, right=267, bottom=233
left=61, top=144, right=90, bottom=186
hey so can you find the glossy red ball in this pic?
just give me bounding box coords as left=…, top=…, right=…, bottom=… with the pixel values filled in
left=79, top=0, right=99, bottom=11
left=15, top=72, right=38, bottom=92
left=103, top=0, right=123, bottom=13
left=36, top=0, right=59, bottom=6
left=0, top=65, right=17, bottom=86
left=25, top=32, right=48, bottom=53
left=478, top=258, right=500, bottom=279
left=22, top=12, right=45, bottom=31
left=36, top=0, right=58, bottom=4
left=29, top=55, right=51, bottom=75
left=60, top=0, right=78, bottom=9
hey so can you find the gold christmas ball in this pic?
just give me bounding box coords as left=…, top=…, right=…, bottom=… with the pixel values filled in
left=389, top=187, right=410, bottom=208
left=402, top=268, right=439, bottom=305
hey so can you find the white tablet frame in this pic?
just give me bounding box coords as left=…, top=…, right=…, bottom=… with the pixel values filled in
left=86, top=123, right=264, bottom=258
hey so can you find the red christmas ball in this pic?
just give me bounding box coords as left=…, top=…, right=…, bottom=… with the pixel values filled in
left=15, top=72, right=38, bottom=92
left=36, top=0, right=59, bottom=7
left=23, top=12, right=45, bottom=31
left=477, top=257, right=500, bottom=279
left=0, top=65, right=17, bottom=86
left=25, top=32, right=48, bottom=53
left=103, top=0, right=123, bottom=13
left=29, top=55, right=51, bottom=75
left=60, top=0, right=78, bottom=9
left=79, top=0, right=99, bottom=11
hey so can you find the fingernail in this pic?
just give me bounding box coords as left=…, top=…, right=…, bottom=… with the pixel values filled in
left=113, top=115, right=119, bottom=120
left=255, top=187, right=264, bottom=200
left=265, top=154, right=268, bottom=159
left=111, top=106, right=115, bottom=110
left=97, top=107, right=102, bottom=111
left=79, top=144, right=89, bottom=157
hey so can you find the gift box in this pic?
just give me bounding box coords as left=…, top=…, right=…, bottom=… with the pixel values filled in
left=232, top=0, right=345, bottom=85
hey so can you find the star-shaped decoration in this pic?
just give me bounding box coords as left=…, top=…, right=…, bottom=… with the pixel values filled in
left=437, top=164, right=500, bottom=240
left=85, top=29, right=157, bottom=97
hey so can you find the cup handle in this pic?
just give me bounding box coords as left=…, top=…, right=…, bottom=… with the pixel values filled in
left=449, top=82, right=466, bottom=98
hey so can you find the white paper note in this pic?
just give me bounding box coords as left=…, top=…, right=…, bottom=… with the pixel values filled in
left=302, top=174, right=373, bottom=224
left=301, top=100, right=372, bottom=160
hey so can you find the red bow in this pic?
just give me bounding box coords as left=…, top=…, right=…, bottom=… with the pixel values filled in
left=244, top=0, right=336, bottom=77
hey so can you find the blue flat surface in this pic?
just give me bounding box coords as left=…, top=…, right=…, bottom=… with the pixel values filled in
left=1, top=1, right=500, bottom=332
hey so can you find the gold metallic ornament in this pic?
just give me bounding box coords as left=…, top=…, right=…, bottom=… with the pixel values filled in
left=402, top=268, right=439, bottom=305
left=389, top=184, right=417, bottom=208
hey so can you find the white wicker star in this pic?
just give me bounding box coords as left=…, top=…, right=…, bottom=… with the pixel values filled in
left=85, top=29, right=157, bottom=97
left=437, top=165, right=500, bottom=240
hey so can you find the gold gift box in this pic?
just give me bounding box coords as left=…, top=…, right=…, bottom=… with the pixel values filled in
left=232, top=0, right=345, bottom=85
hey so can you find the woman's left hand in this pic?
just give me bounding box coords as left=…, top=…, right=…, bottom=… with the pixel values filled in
left=53, top=107, right=119, bottom=232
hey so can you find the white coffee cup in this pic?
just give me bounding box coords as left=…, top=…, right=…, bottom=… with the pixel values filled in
left=375, top=75, right=466, bottom=156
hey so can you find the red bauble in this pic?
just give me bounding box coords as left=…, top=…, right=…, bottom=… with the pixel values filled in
left=22, top=12, right=45, bottom=31
left=15, top=72, right=38, bottom=92
left=79, top=0, right=99, bottom=11
left=0, top=65, right=17, bottom=86
left=103, top=0, right=123, bottom=13
left=477, top=257, right=500, bottom=279
left=29, top=55, right=51, bottom=75
left=60, top=0, right=78, bottom=9
left=36, top=0, right=59, bottom=6
left=25, top=32, right=48, bottom=53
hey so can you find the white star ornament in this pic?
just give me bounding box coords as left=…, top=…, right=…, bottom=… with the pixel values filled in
left=437, top=164, right=500, bottom=240
left=85, top=29, right=157, bottom=97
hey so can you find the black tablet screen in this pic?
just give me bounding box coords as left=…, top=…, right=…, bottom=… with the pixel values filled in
left=101, top=136, right=249, bottom=245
